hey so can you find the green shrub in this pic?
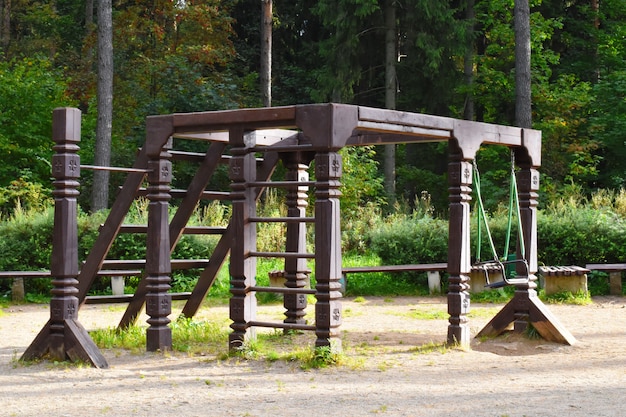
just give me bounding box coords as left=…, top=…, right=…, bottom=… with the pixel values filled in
left=0, top=207, right=54, bottom=295
left=368, top=213, right=448, bottom=288
left=537, top=207, right=626, bottom=265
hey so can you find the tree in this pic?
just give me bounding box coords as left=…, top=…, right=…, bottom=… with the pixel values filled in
left=0, top=57, right=71, bottom=188
left=0, top=0, right=9, bottom=54
left=383, top=0, right=396, bottom=206
left=92, top=0, right=113, bottom=211
left=514, top=0, right=532, bottom=128
left=260, top=0, right=272, bottom=106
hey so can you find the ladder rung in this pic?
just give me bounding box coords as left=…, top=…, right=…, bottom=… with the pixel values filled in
left=248, top=181, right=316, bottom=188
left=248, top=144, right=313, bottom=153
left=99, top=259, right=210, bottom=269
left=169, top=151, right=263, bottom=164
left=0, top=271, right=51, bottom=278
left=249, top=286, right=316, bottom=295
left=135, top=189, right=231, bottom=200
left=84, top=292, right=191, bottom=304
left=115, top=225, right=226, bottom=235
left=249, top=251, right=316, bottom=259
left=117, top=225, right=147, bottom=233
left=182, top=226, right=227, bottom=235
left=80, top=165, right=150, bottom=174
left=249, top=217, right=315, bottom=223
left=96, top=270, right=142, bottom=276
left=247, top=321, right=316, bottom=331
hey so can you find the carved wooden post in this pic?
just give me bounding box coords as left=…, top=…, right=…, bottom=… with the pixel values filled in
left=283, top=152, right=312, bottom=327
left=22, top=108, right=108, bottom=368
left=145, top=138, right=173, bottom=351
left=512, top=161, right=540, bottom=332
left=229, top=128, right=258, bottom=350
left=314, top=152, right=342, bottom=350
left=446, top=148, right=472, bottom=347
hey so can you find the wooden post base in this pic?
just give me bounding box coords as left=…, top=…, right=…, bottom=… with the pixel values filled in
left=21, top=319, right=109, bottom=368
left=476, top=288, right=576, bottom=345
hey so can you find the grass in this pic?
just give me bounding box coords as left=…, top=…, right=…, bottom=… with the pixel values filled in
left=541, top=289, right=592, bottom=305
left=90, top=317, right=230, bottom=355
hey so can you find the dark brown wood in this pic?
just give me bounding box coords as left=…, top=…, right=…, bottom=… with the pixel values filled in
left=282, top=152, right=314, bottom=329
left=342, top=263, right=448, bottom=275
left=144, top=136, right=173, bottom=352
left=117, top=142, right=228, bottom=327
left=20, top=103, right=561, bottom=358
left=228, top=127, right=259, bottom=350
left=85, top=292, right=191, bottom=304
left=314, top=152, right=343, bottom=350
left=76, top=147, right=149, bottom=303
left=446, top=147, right=472, bottom=346
left=22, top=108, right=108, bottom=368
left=179, top=150, right=280, bottom=320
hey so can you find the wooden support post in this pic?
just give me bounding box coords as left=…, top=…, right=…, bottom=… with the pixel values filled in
left=609, top=272, right=622, bottom=295
left=446, top=152, right=472, bottom=347
left=314, top=152, right=343, bottom=351
left=282, top=152, right=313, bottom=328
left=477, top=161, right=576, bottom=345
left=145, top=139, right=173, bottom=352
left=22, top=108, right=108, bottom=368
left=228, top=128, right=258, bottom=351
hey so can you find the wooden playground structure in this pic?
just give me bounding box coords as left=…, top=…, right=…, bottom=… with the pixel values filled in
left=19, top=105, right=574, bottom=368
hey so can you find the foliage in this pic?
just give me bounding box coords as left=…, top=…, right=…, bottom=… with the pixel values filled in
left=367, top=211, right=448, bottom=287
left=0, top=56, right=73, bottom=188
left=0, top=179, right=53, bottom=217
left=0, top=207, right=54, bottom=295
left=340, top=146, right=386, bottom=216
left=589, top=70, right=626, bottom=189
left=537, top=199, right=626, bottom=265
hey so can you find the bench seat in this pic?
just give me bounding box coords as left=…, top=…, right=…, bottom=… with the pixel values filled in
left=539, top=265, right=590, bottom=295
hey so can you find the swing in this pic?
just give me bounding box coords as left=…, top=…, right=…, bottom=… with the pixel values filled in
left=473, top=151, right=529, bottom=288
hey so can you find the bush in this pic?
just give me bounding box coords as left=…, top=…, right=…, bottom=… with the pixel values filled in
left=538, top=206, right=626, bottom=265
left=368, top=212, right=448, bottom=287
left=0, top=207, right=54, bottom=295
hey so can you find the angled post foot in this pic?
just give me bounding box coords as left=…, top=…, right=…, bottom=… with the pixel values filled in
left=22, top=319, right=108, bottom=368
left=476, top=288, right=576, bottom=345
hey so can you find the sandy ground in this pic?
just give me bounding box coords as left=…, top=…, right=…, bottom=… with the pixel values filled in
left=1, top=296, right=625, bottom=417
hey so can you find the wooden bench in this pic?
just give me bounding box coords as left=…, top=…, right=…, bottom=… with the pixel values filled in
left=0, top=269, right=142, bottom=301
left=538, top=265, right=590, bottom=295
left=585, top=263, right=626, bottom=295
left=341, top=263, right=448, bottom=295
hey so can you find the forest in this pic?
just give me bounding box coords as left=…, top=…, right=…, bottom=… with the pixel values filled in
left=0, top=0, right=625, bottom=214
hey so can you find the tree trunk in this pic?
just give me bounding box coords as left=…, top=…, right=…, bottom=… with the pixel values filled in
left=384, top=0, right=396, bottom=207
left=92, top=0, right=113, bottom=211
left=514, top=0, right=532, bottom=128
left=591, top=0, right=600, bottom=81
left=260, top=0, right=272, bottom=107
left=85, top=0, right=94, bottom=34
left=0, top=0, right=10, bottom=55
left=463, top=0, right=475, bottom=121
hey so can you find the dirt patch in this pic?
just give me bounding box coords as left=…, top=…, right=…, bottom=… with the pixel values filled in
left=1, top=296, right=625, bottom=417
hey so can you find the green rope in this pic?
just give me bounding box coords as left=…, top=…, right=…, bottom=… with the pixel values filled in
left=473, top=150, right=526, bottom=263
left=473, top=160, right=499, bottom=262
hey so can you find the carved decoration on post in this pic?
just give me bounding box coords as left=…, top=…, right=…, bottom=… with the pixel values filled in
left=282, top=152, right=313, bottom=327
left=228, top=128, right=258, bottom=350
left=446, top=147, right=472, bottom=347
left=314, top=152, right=343, bottom=350
left=145, top=139, right=173, bottom=351
left=22, top=108, right=108, bottom=368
